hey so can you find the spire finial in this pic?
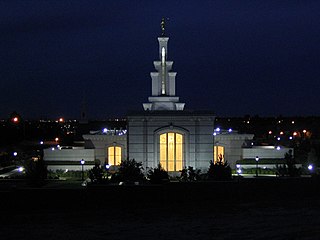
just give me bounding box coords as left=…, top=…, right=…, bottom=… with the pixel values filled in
left=161, top=17, right=166, bottom=36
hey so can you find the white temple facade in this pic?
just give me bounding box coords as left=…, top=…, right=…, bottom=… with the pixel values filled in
left=44, top=26, right=260, bottom=173
left=128, top=33, right=215, bottom=173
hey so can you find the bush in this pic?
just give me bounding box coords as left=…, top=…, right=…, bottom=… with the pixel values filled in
left=179, top=166, right=201, bottom=182
left=147, top=164, right=169, bottom=184
left=207, top=159, right=232, bottom=181
left=116, top=159, right=144, bottom=183
left=88, top=164, right=103, bottom=183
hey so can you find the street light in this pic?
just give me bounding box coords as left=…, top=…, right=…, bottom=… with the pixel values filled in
left=255, top=156, right=259, bottom=177
left=80, top=159, right=85, bottom=181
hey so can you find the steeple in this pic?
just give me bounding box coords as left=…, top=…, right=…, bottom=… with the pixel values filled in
left=143, top=19, right=185, bottom=111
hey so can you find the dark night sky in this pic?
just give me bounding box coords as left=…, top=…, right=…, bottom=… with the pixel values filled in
left=1, top=1, right=320, bottom=119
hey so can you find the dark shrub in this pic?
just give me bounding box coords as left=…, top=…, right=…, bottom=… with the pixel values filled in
left=116, top=159, right=144, bottom=183
left=277, top=150, right=301, bottom=177
left=179, top=166, right=201, bottom=182
left=147, top=164, right=169, bottom=184
left=24, top=158, right=47, bottom=186
left=88, top=164, right=103, bottom=183
left=207, top=159, right=232, bottom=181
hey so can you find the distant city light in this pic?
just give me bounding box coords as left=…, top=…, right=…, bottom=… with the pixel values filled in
left=51, top=148, right=55, bottom=151
left=289, top=136, right=293, bottom=140
left=303, top=129, right=307, bottom=133
left=13, top=117, right=19, bottom=123
left=293, top=132, right=298, bottom=136
left=40, top=141, right=44, bottom=145
left=292, top=121, right=295, bottom=124
left=280, top=131, right=284, bottom=135
left=55, top=137, right=59, bottom=142
left=13, top=152, right=17, bottom=157
left=59, top=118, right=64, bottom=122
left=268, top=131, right=272, bottom=134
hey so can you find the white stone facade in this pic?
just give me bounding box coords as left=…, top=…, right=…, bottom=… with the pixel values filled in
left=242, top=146, right=293, bottom=160
left=82, top=134, right=127, bottom=166
left=214, top=133, right=254, bottom=168
left=44, top=147, right=95, bottom=171
left=127, top=111, right=215, bottom=172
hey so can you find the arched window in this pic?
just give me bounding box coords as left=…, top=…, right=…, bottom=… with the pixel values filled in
left=160, top=133, right=183, bottom=171
left=108, top=146, right=121, bottom=165
left=214, top=146, right=224, bottom=164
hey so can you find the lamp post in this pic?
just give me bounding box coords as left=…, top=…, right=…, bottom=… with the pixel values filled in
left=236, top=164, right=241, bottom=177
left=80, top=159, right=85, bottom=181
left=105, top=164, right=110, bottom=180
left=255, top=156, right=259, bottom=177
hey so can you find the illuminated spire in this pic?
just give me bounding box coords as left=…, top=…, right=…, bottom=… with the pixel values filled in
left=142, top=20, right=185, bottom=111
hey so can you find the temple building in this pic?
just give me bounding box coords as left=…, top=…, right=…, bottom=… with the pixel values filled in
left=44, top=23, right=257, bottom=173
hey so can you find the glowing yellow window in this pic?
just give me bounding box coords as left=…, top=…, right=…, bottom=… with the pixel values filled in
left=108, top=146, right=121, bottom=165
left=160, top=133, right=183, bottom=171
left=214, top=146, right=224, bottom=164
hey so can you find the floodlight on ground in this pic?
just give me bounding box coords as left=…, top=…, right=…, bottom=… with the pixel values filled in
left=18, top=167, right=24, bottom=172
left=105, top=164, right=110, bottom=170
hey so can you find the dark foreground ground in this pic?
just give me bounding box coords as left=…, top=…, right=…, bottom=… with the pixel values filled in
left=0, top=178, right=320, bottom=240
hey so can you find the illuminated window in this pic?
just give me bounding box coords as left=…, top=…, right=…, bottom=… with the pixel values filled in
left=160, top=133, right=183, bottom=171
left=108, top=146, right=121, bottom=165
left=214, top=146, right=225, bottom=164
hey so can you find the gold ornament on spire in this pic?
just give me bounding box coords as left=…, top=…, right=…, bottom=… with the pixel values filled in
left=161, top=17, right=166, bottom=36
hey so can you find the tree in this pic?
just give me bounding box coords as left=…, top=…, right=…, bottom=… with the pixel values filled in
left=24, top=157, right=47, bottom=186
left=207, top=155, right=232, bottom=181
left=147, top=164, right=169, bottom=184
left=285, top=150, right=301, bottom=177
